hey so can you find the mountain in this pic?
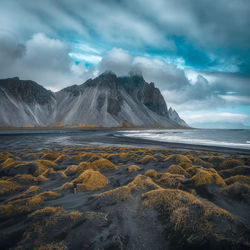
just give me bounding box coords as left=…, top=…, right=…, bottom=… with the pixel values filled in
left=0, top=72, right=188, bottom=128
left=168, top=107, right=188, bottom=127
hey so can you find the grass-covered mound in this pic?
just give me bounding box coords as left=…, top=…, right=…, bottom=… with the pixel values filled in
left=141, top=189, right=249, bottom=249
left=138, top=155, right=157, bottom=164
left=144, top=169, right=158, bottom=178
left=166, top=164, right=190, bottom=177
left=0, top=179, right=22, bottom=196
left=219, top=159, right=243, bottom=170
left=164, top=154, right=191, bottom=165
left=220, top=182, right=250, bottom=203
left=93, top=175, right=161, bottom=204
left=189, top=168, right=226, bottom=187
left=88, top=158, right=118, bottom=171
left=61, top=169, right=108, bottom=192
left=127, top=165, right=141, bottom=173
left=157, top=173, right=185, bottom=188
left=16, top=206, right=83, bottom=249
left=219, top=165, right=250, bottom=178
left=224, top=175, right=250, bottom=185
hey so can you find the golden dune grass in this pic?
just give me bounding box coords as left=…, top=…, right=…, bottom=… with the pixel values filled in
left=144, top=169, right=158, bottom=178
left=190, top=168, right=226, bottom=187
left=62, top=169, right=108, bottom=192
left=157, top=173, right=185, bottom=188
left=219, top=159, right=243, bottom=170
left=0, top=179, right=22, bottom=196
left=88, top=158, right=118, bottom=171
left=224, top=175, right=250, bottom=185
left=138, top=155, right=157, bottom=164
left=93, top=175, right=161, bottom=203
left=127, top=165, right=141, bottom=173
left=166, top=164, right=190, bottom=177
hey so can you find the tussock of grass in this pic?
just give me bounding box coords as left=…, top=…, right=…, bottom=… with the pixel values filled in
left=62, top=169, right=108, bottom=192
left=141, top=189, right=239, bottom=247
left=219, top=159, right=243, bottom=170
left=164, top=154, right=191, bottom=165
left=144, top=169, right=158, bottom=178
left=54, top=153, right=71, bottom=163
left=93, top=175, right=161, bottom=204
left=20, top=206, right=83, bottom=249
left=224, top=175, right=250, bottom=185
left=28, top=191, right=62, bottom=206
left=0, top=179, right=22, bottom=196
left=219, top=165, right=250, bottom=178
left=157, top=173, right=185, bottom=188
left=0, top=152, right=13, bottom=162
left=41, top=152, right=60, bottom=160
left=0, top=203, right=29, bottom=216
left=220, top=182, right=250, bottom=202
left=166, top=164, right=190, bottom=177
left=64, top=164, right=85, bottom=176
left=34, top=241, right=68, bottom=250
left=138, top=155, right=157, bottom=164
left=88, top=158, right=118, bottom=171
left=190, top=168, right=226, bottom=187
left=127, top=165, right=141, bottom=173
left=1, top=157, right=16, bottom=168
left=208, top=156, right=224, bottom=164
left=185, top=166, right=197, bottom=176
left=73, top=169, right=108, bottom=191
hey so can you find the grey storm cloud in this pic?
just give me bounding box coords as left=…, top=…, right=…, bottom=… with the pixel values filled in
left=0, top=0, right=249, bottom=114
left=1, top=0, right=250, bottom=51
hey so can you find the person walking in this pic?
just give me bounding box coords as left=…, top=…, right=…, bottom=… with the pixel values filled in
left=73, top=183, right=77, bottom=194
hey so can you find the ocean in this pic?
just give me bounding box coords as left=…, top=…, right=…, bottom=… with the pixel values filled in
left=0, top=129, right=249, bottom=152
left=120, top=129, right=250, bottom=150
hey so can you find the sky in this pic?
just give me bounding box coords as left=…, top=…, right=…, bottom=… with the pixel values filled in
left=0, top=0, right=249, bottom=128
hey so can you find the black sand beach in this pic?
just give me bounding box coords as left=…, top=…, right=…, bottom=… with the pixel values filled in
left=0, top=130, right=250, bottom=249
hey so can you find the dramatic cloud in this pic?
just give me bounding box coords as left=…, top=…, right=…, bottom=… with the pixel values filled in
left=0, top=0, right=249, bottom=127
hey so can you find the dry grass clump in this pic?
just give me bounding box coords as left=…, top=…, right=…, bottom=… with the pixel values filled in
left=144, top=169, right=158, bottom=178
left=93, top=175, right=161, bottom=204
left=219, top=165, right=250, bottom=178
left=1, top=157, right=16, bottom=168
left=9, top=185, right=40, bottom=202
left=166, top=164, right=190, bottom=177
left=0, top=179, right=22, bottom=196
left=224, top=175, right=250, bottom=185
left=34, top=241, right=68, bottom=250
left=0, top=203, right=29, bottom=216
left=27, top=191, right=62, bottom=206
left=88, top=158, right=118, bottom=171
left=185, top=166, right=198, bottom=176
left=54, top=153, right=71, bottom=163
left=61, top=169, right=108, bottom=192
left=20, top=206, right=83, bottom=249
left=73, top=152, right=101, bottom=162
left=138, top=155, right=157, bottom=164
left=0, top=152, right=13, bottom=162
left=127, top=165, right=141, bottom=173
left=41, top=152, right=60, bottom=160
left=36, top=160, right=58, bottom=168
left=220, top=182, right=250, bottom=202
left=219, top=159, right=243, bottom=170
left=64, top=164, right=85, bottom=176
left=140, top=189, right=242, bottom=247
left=73, top=169, right=108, bottom=191
left=12, top=174, right=40, bottom=184
left=208, top=156, right=224, bottom=164
left=164, top=154, right=191, bottom=165
left=190, top=168, right=226, bottom=187
left=157, top=173, right=185, bottom=188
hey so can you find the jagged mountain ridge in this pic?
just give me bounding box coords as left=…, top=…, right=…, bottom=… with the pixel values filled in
left=0, top=72, right=188, bottom=128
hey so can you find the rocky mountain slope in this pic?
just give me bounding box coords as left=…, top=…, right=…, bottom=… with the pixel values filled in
left=0, top=72, right=188, bottom=128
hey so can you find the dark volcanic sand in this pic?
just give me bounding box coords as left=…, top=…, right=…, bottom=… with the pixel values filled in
left=0, top=131, right=250, bottom=249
